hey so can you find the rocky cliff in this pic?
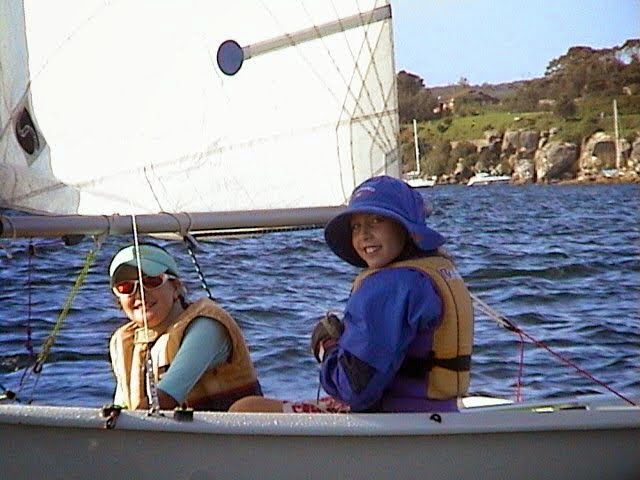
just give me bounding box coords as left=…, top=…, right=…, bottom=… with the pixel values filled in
left=440, top=130, right=640, bottom=184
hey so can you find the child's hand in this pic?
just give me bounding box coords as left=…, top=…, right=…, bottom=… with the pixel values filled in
left=310, top=314, right=343, bottom=362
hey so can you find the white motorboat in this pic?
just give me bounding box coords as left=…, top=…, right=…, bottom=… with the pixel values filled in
left=466, top=172, right=512, bottom=186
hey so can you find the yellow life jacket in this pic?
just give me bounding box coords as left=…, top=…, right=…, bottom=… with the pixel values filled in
left=352, top=256, right=473, bottom=399
left=109, top=298, right=260, bottom=410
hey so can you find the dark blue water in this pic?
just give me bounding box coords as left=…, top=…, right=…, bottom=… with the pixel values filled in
left=1, top=184, right=638, bottom=407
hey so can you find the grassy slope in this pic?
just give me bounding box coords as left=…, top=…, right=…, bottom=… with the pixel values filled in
left=411, top=109, right=640, bottom=145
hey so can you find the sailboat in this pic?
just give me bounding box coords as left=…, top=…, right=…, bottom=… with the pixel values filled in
left=403, top=119, right=437, bottom=188
left=0, top=1, right=638, bottom=479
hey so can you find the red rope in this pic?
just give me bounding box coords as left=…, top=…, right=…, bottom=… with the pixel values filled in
left=472, top=293, right=636, bottom=406
left=511, top=325, right=637, bottom=406
left=515, top=331, right=525, bottom=403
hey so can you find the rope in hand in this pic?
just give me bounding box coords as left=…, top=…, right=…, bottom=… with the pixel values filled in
left=471, top=293, right=637, bottom=406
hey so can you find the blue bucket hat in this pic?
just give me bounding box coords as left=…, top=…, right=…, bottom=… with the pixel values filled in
left=324, top=176, right=445, bottom=267
left=109, top=244, right=179, bottom=286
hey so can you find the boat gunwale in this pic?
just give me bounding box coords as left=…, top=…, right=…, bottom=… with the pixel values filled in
left=1, top=402, right=638, bottom=437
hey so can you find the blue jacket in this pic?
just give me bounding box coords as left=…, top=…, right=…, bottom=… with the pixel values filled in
left=320, top=266, right=458, bottom=412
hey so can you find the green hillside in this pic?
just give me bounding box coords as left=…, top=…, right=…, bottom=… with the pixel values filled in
left=398, top=39, right=640, bottom=176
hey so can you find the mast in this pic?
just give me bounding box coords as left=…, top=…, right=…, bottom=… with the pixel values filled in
left=613, top=99, right=621, bottom=170
left=413, top=119, right=420, bottom=175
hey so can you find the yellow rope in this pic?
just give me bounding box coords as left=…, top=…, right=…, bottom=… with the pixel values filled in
left=32, top=246, right=98, bottom=374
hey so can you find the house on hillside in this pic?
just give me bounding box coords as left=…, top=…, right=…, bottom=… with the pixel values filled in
left=455, top=89, right=499, bottom=106
left=433, top=96, right=455, bottom=115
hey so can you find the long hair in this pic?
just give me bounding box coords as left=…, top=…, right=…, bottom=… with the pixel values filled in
left=396, top=234, right=456, bottom=265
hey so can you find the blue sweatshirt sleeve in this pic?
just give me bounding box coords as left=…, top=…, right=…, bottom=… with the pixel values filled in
left=157, top=316, right=231, bottom=404
left=319, top=268, right=442, bottom=411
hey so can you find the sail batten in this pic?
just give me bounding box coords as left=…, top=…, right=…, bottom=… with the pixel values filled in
left=1, top=0, right=399, bottom=233
left=244, top=5, right=391, bottom=60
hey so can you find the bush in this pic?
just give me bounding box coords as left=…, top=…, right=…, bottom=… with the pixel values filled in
left=424, top=141, right=451, bottom=176
left=555, top=96, right=577, bottom=119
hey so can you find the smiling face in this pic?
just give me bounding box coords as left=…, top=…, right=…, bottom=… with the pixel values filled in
left=350, top=213, right=408, bottom=269
left=113, top=265, right=181, bottom=328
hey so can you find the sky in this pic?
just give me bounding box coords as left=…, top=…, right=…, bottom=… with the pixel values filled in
left=390, top=0, right=639, bottom=87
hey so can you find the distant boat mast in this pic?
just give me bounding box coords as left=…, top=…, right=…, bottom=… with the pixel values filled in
left=413, top=118, right=421, bottom=175
left=613, top=99, right=621, bottom=170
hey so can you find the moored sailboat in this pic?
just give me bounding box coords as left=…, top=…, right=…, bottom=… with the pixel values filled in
left=0, top=1, right=638, bottom=479
left=404, top=119, right=437, bottom=188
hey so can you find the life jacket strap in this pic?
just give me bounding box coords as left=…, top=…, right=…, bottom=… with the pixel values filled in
left=399, top=352, right=471, bottom=378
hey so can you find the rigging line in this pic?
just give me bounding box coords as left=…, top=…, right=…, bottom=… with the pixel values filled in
left=19, top=241, right=36, bottom=391
left=259, top=1, right=393, bottom=157
left=308, top=1, right=395, bottom=153
left=131, top=215, right=150, bottom=335
left=131, top=214, right=160, bottom=413
left=327, top=0, right=397, bottom=151
left=182, top=235, right=214, bottom=301
left=143, top=165, right=166, bottom=214
left=25, top=241, right=35, bottom=358
left=313, top=0, right=395, bottom=153
left=515, top=330, right=525, bottom=403
left=25, top=244, right=98, bottom=403
left=471, top=293, right=637, bottom=406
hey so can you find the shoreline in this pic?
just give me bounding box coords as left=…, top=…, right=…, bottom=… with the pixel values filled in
left=432, top=172, right=640, bottom=186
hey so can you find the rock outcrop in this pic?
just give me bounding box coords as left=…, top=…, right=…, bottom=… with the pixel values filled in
left=445, top=129, right=640, bottom=184
left=534, top=142, right=579, bottom=182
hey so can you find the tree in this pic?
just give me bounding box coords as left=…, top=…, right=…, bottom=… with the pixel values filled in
left=397, top=70, right=425, bottom=95
left=554, top=95, right=576, bottom=120
left=397, top=71, right=438, bottom=123
left=544, top=42, right=637, bottom=99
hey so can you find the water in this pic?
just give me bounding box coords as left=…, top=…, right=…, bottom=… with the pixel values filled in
left=1, top=184, right=638, bottom=407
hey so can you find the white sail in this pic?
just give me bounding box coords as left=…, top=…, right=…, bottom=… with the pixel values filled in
left=0, top=0, right=399, bottom=223
left=0, top=1, right=80, bottom=214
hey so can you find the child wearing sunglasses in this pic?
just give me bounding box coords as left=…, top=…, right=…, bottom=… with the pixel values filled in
left=230, top=175, right=473, bottom=413
left=108, top=243, right=262, bottom=411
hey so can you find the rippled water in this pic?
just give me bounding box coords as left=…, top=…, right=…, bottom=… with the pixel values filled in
left=1, top=184, right=638, bottom=407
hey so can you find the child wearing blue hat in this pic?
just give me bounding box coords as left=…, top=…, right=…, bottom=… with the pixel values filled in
left=231, top=175, right=473, bottom=413
left=108, top=243, right=262, bottom=411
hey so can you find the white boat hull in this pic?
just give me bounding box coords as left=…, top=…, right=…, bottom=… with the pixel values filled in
left=466, top=174, right=512, bottom=186
left=406, top=177, right=436, bottom=188
left=1, top=397, right=638, bottom=479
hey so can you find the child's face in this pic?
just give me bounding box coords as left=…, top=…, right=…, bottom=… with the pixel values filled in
left=350, top=213, right=407, bottom=269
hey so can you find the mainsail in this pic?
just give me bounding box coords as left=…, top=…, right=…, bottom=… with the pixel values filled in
left=0, top=0, right=399, bottom=237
